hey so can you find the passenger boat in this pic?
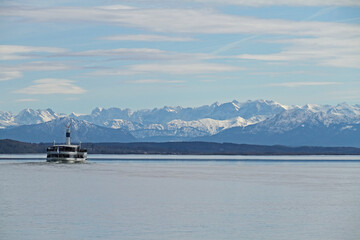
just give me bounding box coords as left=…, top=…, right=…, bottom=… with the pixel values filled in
left=46, top=124, right=87, bottom=163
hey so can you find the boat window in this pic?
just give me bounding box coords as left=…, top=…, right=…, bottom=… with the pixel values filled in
left=57, top=146, right=76, bottom=152
left=47, top=147, right=57, bottom=151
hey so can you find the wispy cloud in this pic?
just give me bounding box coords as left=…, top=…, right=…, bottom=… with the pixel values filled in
left=0, top=45, right=66, bottom=60
left=64, top=48, right=166, bottom=57
left=192, top=0, right=360, bottom=7
left=56, top=48, right=211, bottom=61
left=212, top=35, right=258, bottom=55
left=14, top=78, right=86, bottom=95
left=21, top=61, right=77, bottom=71
left=128, top=63, right=243, bottom=74
left=267, top=81, right=341, bottom=87
left=16, top=98, right=38, bottom=102
left=18, top=0, right=357, bottom=8
left=250, top=71, right=308, bottom=76
left=1, top=61, right=77, bottom=71
left=303, top=6, right=338, bottom=21
left=2, top=6, right=359, bottom=70
left=1, top=6, right=359, bottom=37
left=0, top=61, right=77, bottom=81
left=93, top=63, right=244, bottom=75
left=65, top=97, right=80, bottom=101
left=0, top=70, right=22, bottom=81
left=125, top=79, right=185, bottom=84
left=237, top=37, right=360, bottom=68
left=2, top=5, right=359, bottom=70
left=101, top=34, right=195, bottom=42
left=326, top=89, right=360, bottom=101
left=95, top=5, right=136, bottom=10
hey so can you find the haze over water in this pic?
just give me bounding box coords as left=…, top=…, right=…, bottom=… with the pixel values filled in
left=1, top=156, right=360, bottom=240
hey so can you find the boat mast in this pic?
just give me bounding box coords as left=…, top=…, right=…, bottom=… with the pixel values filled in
left=66, top=123, right=71, bottom=145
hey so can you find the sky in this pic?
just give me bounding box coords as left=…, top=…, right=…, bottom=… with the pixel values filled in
left=0, top=0, right=360, bottom=114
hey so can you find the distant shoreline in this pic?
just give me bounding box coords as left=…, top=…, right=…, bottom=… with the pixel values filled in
left=1, top=139, right=360, bottom=155
left=2, top=155, right=360, bottom=162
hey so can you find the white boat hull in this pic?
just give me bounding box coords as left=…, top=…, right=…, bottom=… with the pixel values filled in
left=47, top=147, right=87, bottom=163
left=46, top=157, right=87, bottom=163
left=46, top=126, right=87, bottom=163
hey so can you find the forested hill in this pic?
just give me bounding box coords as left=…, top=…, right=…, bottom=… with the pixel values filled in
left=0, top=139, right=47, bottom=153
left=1, top=139, right=360, bottom=155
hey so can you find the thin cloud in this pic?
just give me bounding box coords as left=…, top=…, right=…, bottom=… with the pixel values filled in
left=0, top=45, right=66, bottom=60
left=64, top=48, right=166, bottom=57
left=237, top=37, right=360, bottom=68
left=192, top=0, right=360, bottom=7
left=66, top=97, right=80, bottom=101
left=101, top=34, right=195, bottom=42
left=16, top=98, right=38, bottom=102
left=14, top=78, right=86, bottom=95
left=56, top=48, right=212, bottom=61
left=93, top=63, right=244, bottom=75
left=327, top=90, right=360, bottom=101
left=96, top=5, right=136, bottom=10
left=0, top=70, right=22, bottom=81
left=128, top=63, right=243, bottom=74
left=212, top=35, right=258, bottom=55
left=267, top=81, right=341, bottom=87
left=0, top=61, right=77, bottom=81
left=1, top=61, right=77, bottom=71
left=303, top=6, right=338, bottom=21
left=1, top=6, right=359, bottom=37
left=250, top=71, right=308, bottom=76
left=28, top=0, right=357, bottom=8
left=125, top=79, right=185, bottom=84
left=2, top=5, right=360, bottom=70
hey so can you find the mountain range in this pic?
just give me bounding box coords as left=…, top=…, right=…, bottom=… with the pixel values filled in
left=1, top=100, right=360, bottom=146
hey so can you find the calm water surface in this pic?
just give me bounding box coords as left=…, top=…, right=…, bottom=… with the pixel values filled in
left=1, top=155, right=360, bottom=240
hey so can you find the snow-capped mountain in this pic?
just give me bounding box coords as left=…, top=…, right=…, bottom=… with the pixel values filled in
left=246, top=102, right=360, bottom=134
left=208, top=99, right=288, bottom=120
left=67, top=99, right=285, bottom=139
left=0, top=108, right=59, bottom=129
left=73, top=99, right=284, bottom=123
left=0, top=111, right=16, bottom=129
left=0, top=117, right=135, bottom=143
left=1, top=100, right=360, bottom=146
left=205, top=103, right=360, bottom=146
left=100, top=116, right=262, bottom=139
left=15, top=108, right=59, bottom=125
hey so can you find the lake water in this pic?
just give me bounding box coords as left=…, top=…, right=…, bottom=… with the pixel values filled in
left=1, top=155, right=360, bottom=240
